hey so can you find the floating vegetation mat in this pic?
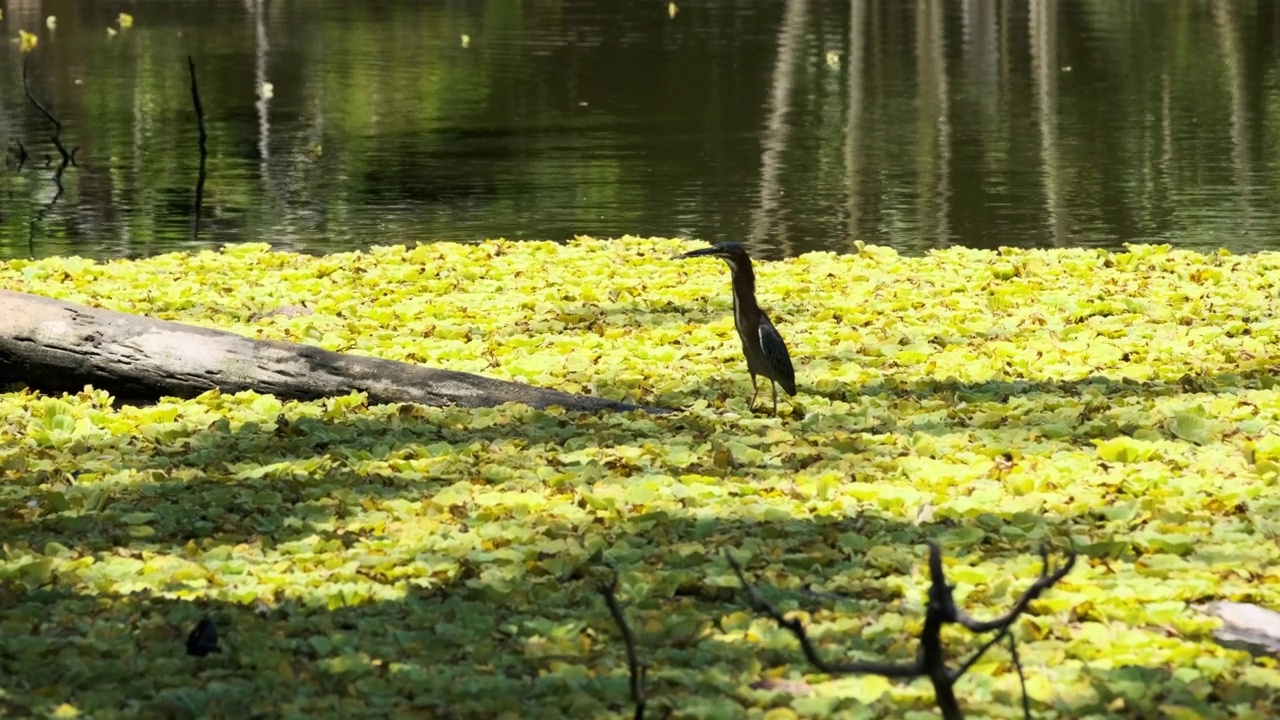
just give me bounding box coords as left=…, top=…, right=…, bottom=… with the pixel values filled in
left=2, top=237, right=1280, bottom=718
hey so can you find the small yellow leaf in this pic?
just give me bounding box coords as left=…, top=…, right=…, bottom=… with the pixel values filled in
left=18, top=558, right=53, bottom=587
left=813, top=674, right=893, bottom=703
left=51, top=704, right=80, bottom=719
left=107, top=27, right=118, bottom=38
left=1022, top=674, right=1057, bottom=703
left=45, top=16, right=56, bottom=30
left=668, top=1, right=678, bottom=18
left=19, top=30, right=38, bottom=53
left=117, top=12, right=134, bottom=29
left=460, top=33, right=470, bottom=48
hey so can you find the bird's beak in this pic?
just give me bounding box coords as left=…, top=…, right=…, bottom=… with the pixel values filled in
left=675, top=247, right=720, bottom=260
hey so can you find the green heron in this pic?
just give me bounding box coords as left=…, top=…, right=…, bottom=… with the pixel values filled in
left=676, top=241, right=797, bottom=413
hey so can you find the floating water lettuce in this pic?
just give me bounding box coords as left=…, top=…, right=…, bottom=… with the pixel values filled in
left=0, top=239, right=1279, bottom=717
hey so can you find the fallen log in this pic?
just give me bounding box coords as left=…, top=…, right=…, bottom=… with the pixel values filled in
left=0, top=289, right=666, bottom=413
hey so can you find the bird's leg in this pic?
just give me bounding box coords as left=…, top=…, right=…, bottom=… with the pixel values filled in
left=748, top=374, right=759, bottom=411
left=771, top=380, right=778, bottom=414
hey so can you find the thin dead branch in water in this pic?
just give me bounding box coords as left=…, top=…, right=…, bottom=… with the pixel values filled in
left=22, top=55, right=73, bottom=172
left=188, top=56, right=209, bottom=238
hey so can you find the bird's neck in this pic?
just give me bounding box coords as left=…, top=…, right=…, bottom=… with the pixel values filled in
left=729, top=264, right=755, bottom=301
left=728, top=261, right=759, bottom=318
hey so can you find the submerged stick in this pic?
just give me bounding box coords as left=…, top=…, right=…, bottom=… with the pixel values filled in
left=22, top=55, right=74, bottom=170
left=188, top=56, right=209, bottom=238
left=6, top=140, right=28, bottom=171
left=188, top=57, right=209, bottom=154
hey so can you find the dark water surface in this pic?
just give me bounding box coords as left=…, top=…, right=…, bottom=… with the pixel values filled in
left=3, top=0, right=1280, bottom=260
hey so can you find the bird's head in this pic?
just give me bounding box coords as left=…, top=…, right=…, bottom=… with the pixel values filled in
left=675, top=241, right=751, bottom=273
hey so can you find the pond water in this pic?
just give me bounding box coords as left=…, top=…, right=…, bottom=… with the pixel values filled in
left=3, top=0, right=1280, bottom=261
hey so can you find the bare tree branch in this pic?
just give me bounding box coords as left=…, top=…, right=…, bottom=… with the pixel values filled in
left=725, top=553, right=923, bottom=679
left=947, top=623, right=1013, bottom=682
left=599, top=578, right=647, bottom=720
left=952, top=545, right=1077, bottom=633
left=727, top=542, right=1076, bottom=720
left=1008, top=632, right=1031, bottom=720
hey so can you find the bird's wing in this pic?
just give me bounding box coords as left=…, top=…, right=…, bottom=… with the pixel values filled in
left=758, top=316, right=797, bottom=395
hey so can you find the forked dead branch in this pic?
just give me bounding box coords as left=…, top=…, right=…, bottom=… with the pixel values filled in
left=21, top=55, right=75, bottom=177
left=728, top=542, right=1077, bottom=720
left=20, top=52, right=74, bottom=256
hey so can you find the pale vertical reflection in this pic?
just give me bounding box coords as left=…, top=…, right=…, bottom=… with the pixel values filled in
left=127, top=35, right=145, bottom=246
left=999, top=0, right=1012, bottom=92
left=310, top=77, right=328, bottom=239
left=845, top=0, right=866, bottom=246
left=962, top=0, right=1000, bottom=118
left=749, top=0, right=809, bottom=256
left=252, top=0, right=271, bottom=176
left=1030, top=0, right=1064, bottom=246
left=1161, top=69, right=1174, bottom=192
left=1213, top=0, right=1253, bottom=228
left=916, top=0, right=951, bottom=248
left=7, top=0, right=40, bottom=32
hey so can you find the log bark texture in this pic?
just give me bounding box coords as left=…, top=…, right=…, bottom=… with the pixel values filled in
left=0, top=290, right=665, bottom=413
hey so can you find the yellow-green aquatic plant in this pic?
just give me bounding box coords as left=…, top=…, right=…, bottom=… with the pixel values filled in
left=0, top=237, right=1279, bottom=718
